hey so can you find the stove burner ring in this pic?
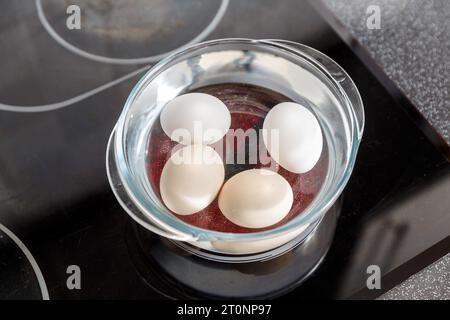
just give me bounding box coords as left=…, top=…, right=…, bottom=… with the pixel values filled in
left=35, top=0, right=229, bottom=65
left=0, top=224, right=49, bottom=300
left=0, top=1, right=228, bottom=113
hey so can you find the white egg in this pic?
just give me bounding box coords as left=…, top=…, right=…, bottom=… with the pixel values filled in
left=160, top=93, right=231, bottom=145
left=218, top=169, right=293, bottom=228
left=263, top=102, right=323, bottom=173
left=160, top=144, right=225, bottom=215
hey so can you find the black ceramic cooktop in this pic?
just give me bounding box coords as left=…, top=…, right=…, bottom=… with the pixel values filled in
left=0, top=0, right=449, bottom=300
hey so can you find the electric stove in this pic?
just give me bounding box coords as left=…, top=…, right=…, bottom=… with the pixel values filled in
left=0, top=0, right=449, bottom=300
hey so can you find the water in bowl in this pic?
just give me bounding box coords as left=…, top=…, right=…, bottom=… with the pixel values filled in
left=146, top=83, right=328, bottom=233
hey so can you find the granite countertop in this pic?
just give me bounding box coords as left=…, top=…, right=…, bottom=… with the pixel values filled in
left=379, top=252, right=450, bottom=300
left=317, top=0, right=450, bottom=148
left=317, top=0, right=450, bottom=300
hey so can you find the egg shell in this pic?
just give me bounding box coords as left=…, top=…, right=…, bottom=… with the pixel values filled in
left=160, top=93, right=231, bottom=145
left=160, top=144, right=225, bottom=215
left=218, top=169, right=293, bottom=229
left=263, top=102, right=323, bottom=173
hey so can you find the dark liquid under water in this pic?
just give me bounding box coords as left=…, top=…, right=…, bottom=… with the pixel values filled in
left=146, top=83, right=328, bottom=233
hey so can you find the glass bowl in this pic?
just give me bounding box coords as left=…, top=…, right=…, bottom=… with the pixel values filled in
left=106, top=38, right=364, bottom=258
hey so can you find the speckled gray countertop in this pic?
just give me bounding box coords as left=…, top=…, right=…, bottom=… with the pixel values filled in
left=318, top=0, right=450, bottom=145
left=379, top=253, right=450, bottom=300
left=318, top=0, right=450, bottom=299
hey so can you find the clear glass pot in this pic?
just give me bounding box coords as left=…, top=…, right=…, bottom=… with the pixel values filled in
left=106, top=38, right=364, bottom=259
